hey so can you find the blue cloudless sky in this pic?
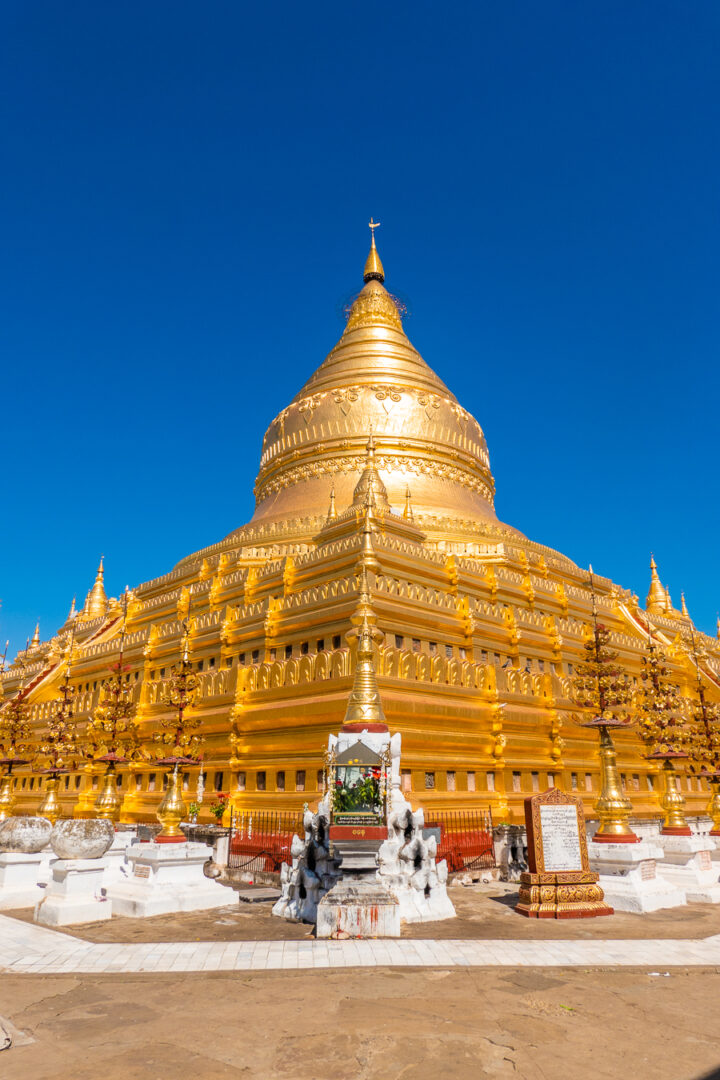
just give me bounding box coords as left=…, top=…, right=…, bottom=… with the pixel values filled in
left=2, top=0, right=719, bottom=657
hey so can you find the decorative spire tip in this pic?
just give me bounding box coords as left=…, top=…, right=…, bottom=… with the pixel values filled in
left=363, top=218, right=385, bottom=284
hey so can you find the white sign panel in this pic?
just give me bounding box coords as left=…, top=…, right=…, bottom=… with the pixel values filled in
left=539, top=804, right=583, bottom=872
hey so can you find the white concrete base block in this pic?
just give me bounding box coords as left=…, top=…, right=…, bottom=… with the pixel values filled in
left=0, top=852, right=46, bottom=910
left=316, top=881, right=400, bottom=938
left=105, top=842, right=231, bottom=917
left=101, top=830, right=137, bottom=888
left=656, top=835, right=720, bottom=904
left=588, top=841, right=686, bottom=913
left=36, top=846, right=57, bottom=888
left=34, top=858, right=112, bottom=926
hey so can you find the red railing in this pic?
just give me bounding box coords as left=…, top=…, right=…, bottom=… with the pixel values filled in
left=227, top=810, right=304, bottom=873
left=424, top=809, right=495, bottom=872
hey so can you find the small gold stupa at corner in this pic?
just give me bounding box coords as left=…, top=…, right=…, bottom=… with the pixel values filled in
left=3, top=222, right=720, bottom=824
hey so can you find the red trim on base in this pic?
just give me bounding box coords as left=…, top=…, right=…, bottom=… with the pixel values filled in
left=710, top=828, right=720, bottom=837
left=154, top=834, right=186, bottom=844
left=592, top=833, right=640, bottom=844
left=661, top=827, right=692, bottom=836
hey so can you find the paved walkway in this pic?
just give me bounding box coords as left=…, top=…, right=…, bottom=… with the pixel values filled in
left=2, top=915, right=720, bottom=973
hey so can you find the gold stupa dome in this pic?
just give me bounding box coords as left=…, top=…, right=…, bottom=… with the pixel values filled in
left=247, top=223, right=510, bottom=540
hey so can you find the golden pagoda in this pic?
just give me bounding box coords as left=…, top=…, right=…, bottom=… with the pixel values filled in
left=3, top=224, right=720, bottom=825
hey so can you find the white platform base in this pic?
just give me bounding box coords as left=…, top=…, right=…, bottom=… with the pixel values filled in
left=34, top=858, right=112, bottom=926
left=102, top=830, right=137, bottom=887
left=105, top=841, right=231, bottom=917
left=588, top=841, right=686, bottom=914
left=0, top=852, right=46, bottom=910
left=656, top=836, right=720, bottom=904
left=36, top=846, right=57, bottom=888
left=317, top=881, right=400, bottom=938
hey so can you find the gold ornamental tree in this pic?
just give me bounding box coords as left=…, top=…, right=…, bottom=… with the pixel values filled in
left=0, top=693, right=33, bottom=821
left=36, top=677, right=81, bottom=824
left=637, top=638, right=692, bottom=834
left=572, top=588, right=638, bottom=842
left=684, top=634, right=720, bottom=835
left=151, top=625, right=205, bottom=841
left=82, top=660, right=144, bottom=822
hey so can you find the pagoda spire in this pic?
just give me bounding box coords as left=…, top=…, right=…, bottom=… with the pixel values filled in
left=358, top=499, right=380, bottom=574
left=664, top=585, right=673, bottom=614
left=681, top=592, right=690, bottom=619
left=363, top=218, right=385, bottom=284
left=326, top=482, right=337, bottom=522
left=646, top=555, right=666, bottom=615
left=352, top=432, right=390, bottom=513
left=82, top=556, right=108, bottom=620
left=716, top=614, right=720, bottom=641
left=67, top=596, right=77, bottom=621
left=402, top=485, right=414, bottom=522
left=30, top=622, right=40, bottom=648
left=343, top=569, right=386, bottom=729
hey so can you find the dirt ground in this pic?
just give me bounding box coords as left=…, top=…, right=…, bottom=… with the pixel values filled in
left=1, top=966, right=720, bottom=1080
left=3, top=888, right=720, bottom=1079
left=8, top=881, right=720, bottom=943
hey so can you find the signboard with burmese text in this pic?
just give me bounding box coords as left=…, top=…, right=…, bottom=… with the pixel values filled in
left=524, top=788, right=590, bottom=874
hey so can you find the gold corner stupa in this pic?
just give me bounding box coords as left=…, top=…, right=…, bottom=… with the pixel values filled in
left=4, top=223, right=720, bottom=824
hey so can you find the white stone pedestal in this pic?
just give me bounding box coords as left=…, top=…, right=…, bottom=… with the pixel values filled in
left=102, top=830, right=136, bottom=887
left=105, top=842, right=230, bottom=917
left=317, top=881, right=400, bottom=938
left=36, top=847, right=57, bottom=888
left=0, top=852, right=46, bottom=910
left=588, top=841, right=686, bottom=913
left=656, top=835, right=720, bottom=904
left=34, top=858, right=112, bottom=926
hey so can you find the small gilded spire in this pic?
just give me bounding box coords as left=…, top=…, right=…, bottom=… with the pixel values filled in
left=352, top=433, right=390, bottom=512
left=716, top=614, right=720, bottom=641
left=327, top=482, right=337, bottom=522
left=363, top=218, right=385, bottom=284
left=82, top=556, right=108, bottom=620
left=402, top=485, right=414, bottom=522
left=681, top=592, right=690, bottom=619
left=30, top=622, right=40, bottom=648
left=359, top=502, right=380, bottom=574
left=343, top=605, right=387, bottom=728
left=68, top=596, right=77, bottom=621
left=664, top=585, right=673, bottom=614
left=646, top=554, right=666, bottom=615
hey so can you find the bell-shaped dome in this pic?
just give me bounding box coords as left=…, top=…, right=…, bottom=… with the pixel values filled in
left=246, top=230, right=505, bottom=539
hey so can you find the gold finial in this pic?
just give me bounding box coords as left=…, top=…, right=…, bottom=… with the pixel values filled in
left=363, top=218, right=385, bottom=284
left=359, top=502, right=380, bottom=573
left=664, top=585, right=673, bottom=614
left=402, top=485, right=414, bottom=521
left=30, top=622, right=40, bottom=648
left=82, top=555, right=108, bottom=620
left=68, top=596, right=77, bottom=621
left=327, top=482, right=337, bottom=522
left=646, top=553, right=666, bottom=615
left=681, top=592, right=689, bottom=618
left=345, top=609, right=388, bottom=725
left=716, top=613, right=720, bottom=641
left=352, top=433, right=390, bottom=513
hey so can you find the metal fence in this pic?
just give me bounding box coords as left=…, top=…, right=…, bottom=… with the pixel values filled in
left=227, top=810, right=304, bottom=873
left=423, top=808, right=495, bottom=872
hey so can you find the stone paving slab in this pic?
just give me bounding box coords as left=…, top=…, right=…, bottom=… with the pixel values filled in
left=1, top=914, right=720, bottom=974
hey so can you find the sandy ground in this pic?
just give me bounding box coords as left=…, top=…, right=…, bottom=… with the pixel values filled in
left=7, top=881, right=720, bottom=943
left=1, top=967, right=719, bottom=1080
left=2, top=888, right=720, bottom=1079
